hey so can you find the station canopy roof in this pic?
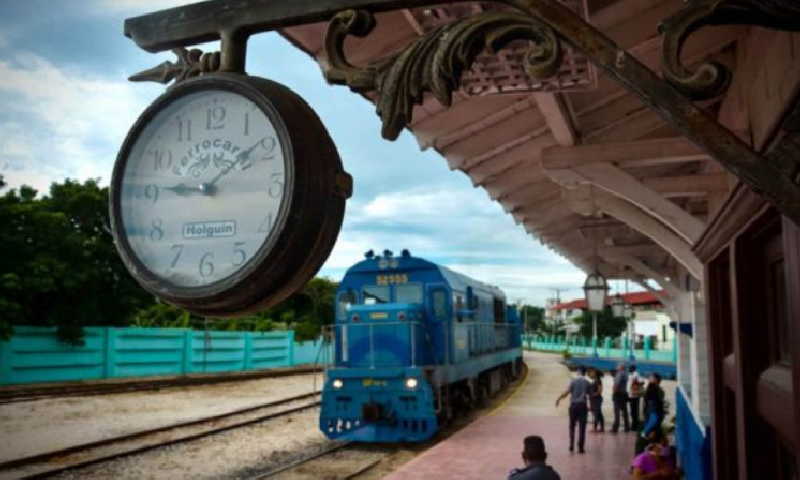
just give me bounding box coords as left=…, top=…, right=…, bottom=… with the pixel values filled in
left=279, top=0, right=748, bottom=292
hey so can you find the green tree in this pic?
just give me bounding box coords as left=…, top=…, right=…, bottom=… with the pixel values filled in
left=573, top=306, right=628, bottom=339
left=0, top=178, right=152, bottom=343
left=130, top=277, right=337, bottom=341
left=519, top=305, right=545, bottom=332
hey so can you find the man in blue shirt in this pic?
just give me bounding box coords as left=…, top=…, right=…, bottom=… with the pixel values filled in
left=555, top=366, right=591, bottom=453
left=508, top=436, right=561, bottom=480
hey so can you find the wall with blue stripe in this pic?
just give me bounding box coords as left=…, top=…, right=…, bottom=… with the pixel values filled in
left=0, top=326, right=331, bottom=385
left=675, top=387, right=712, bottom=480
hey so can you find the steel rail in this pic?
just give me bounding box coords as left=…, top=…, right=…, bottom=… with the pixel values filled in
left=0, top=365, right=322, bottom=404
left=250, top=441, right=355, bottom=479
left=1, top=392, right=322, bottom=479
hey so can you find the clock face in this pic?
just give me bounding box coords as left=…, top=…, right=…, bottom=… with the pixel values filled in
left=119, top=89, right=287, bottom=288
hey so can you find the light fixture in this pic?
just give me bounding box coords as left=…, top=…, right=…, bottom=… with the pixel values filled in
left=405, top=377, right=419, bottom=389
left=583, top=271, right=608, bottom=312
left=332, top=379, right=344, bottom=389
left=611, top=292, right=625, bottom=317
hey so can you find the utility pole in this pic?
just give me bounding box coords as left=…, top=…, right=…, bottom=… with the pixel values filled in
left=547, top=288, right=563, bottom=337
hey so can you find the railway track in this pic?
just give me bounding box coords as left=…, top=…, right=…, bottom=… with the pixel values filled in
left=249, top=441, right=388, bottom=480
left=0, top=365, right=322, bottom=404
left=0, top=391, right=322, bottom=479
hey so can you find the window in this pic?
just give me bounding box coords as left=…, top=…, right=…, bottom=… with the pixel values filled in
left=336, top=290, right=357, bottom=319
left=362, top=285, right=390, bottom=304
left=432, top=290, right=447, bottom=320
left=396, top=284, right=423, bottom=304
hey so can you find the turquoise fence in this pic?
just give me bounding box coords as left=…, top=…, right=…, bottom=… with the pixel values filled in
left=521, top=334, right=677, bottom=363
left=0, top=326, right=331, bottom=386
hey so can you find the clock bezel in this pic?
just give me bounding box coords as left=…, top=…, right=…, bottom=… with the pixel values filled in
left=110, top=74, right=349, bottom=316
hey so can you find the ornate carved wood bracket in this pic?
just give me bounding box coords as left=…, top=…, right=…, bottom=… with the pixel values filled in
left=324, top=9, right=562, bottom=140
left=659, top=0, right=800, bottom=100
left=121, top=0, right=800, bottom=226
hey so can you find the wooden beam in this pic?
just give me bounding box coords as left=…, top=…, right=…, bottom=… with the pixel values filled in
left=498, top=181, right=560, bottom=212
left=454, top=128, right=552, bottom=172
left=533, top=93, right=576, bottom=146
left=583, top=107, right=670, bottom=143
left=643, top=173, right=728, bottom=197
left=515, top=201, right=574, bottom=226
left=432, top=96, right=540, bottom=151
left=482, top=165, right=549, bottom=200
left=553, top=162, right=707, bottom=243
left=601, top=251, right=682, bottom=298
left=465, top=135, right=555, bottom=185
left=600, top=244, right=666, bottom=259
left=591, top=190, right=704, bottom=280
left=542, top=137, right=709, bottom=170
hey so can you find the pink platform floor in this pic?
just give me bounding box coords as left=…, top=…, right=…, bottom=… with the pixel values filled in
left=384, top=355, right=637, bottom=479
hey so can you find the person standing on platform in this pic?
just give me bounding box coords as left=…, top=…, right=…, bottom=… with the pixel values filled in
left=642, top=373, right=665, bottom=436
left=508, top=436, right=561, bottom=480
left=628, top=364, right=644, bottom=431
left=555, top=366, right=591, bottom=453
left=611, top=363, right=630, bottom=433
left=588, top=368, right=605, bottom=432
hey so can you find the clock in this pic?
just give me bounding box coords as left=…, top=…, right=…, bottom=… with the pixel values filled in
left=110, top=74, right=351, bottom=317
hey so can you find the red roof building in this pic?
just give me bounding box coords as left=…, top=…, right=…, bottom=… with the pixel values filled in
left=551, top=291, right=664, bottom=311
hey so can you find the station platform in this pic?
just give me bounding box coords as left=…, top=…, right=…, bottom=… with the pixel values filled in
left=384, top=351, right=641, bottom=479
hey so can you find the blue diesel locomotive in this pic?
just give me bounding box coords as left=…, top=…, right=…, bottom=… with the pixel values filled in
left=319, top=249, right=523, bottom=442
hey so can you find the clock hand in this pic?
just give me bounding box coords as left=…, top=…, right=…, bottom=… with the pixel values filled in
left=164, top=182, right=215, bottom=196
left=207, top=137, right=267, bottom=187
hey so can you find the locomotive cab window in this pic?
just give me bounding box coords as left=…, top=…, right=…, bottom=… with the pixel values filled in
left=337, top=289, right=357, bottom=319
left=363, top=285, right=390, bottom=304
left=396, top=284, right=423, bottom=304
left=432, top=290, right=447, bottom=320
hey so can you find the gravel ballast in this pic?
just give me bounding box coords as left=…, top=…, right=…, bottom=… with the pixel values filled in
left=0, top=372, right=324, bottom=463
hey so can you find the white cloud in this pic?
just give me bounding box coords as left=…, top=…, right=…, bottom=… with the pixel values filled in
left=0, top=54, right=152, bottom=191
left=362, top=188, right=496, bottom=219
left=319, top=186, right=586, bottom=305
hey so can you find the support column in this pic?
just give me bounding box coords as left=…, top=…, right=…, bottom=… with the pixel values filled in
left=690, top=292, right=712, bottom=424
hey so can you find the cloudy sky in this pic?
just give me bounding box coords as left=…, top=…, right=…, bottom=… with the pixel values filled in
left=0, top=0, right=595, bottom=306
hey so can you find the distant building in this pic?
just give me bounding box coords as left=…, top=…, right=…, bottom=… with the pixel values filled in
left=550, top=291, right=674, bottom=349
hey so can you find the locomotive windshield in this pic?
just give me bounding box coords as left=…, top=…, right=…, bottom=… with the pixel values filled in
left=358, top=284, right=424, bottom=305
left=363, top=285, right=390, bottom=304
left=395, top=284, right=423, bottom=303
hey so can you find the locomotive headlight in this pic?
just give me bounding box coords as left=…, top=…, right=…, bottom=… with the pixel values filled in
left=405, top=377, right=419, bottom=389
left=332, top=379, right=344, bottom=389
